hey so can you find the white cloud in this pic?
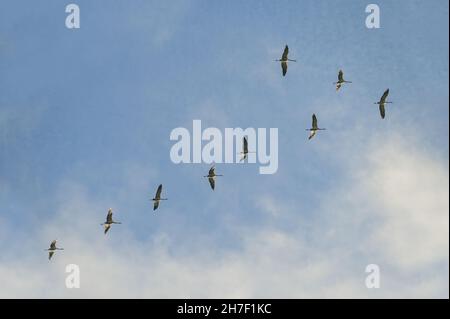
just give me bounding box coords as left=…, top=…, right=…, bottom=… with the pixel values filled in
left=363, top=138, right=449, bottom=271
left=0, top=130, right=448, bottom=298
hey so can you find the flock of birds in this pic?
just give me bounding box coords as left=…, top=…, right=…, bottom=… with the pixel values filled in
left=276, top=45, right=392, bottom=139
left=45, top=44, right=392, bottom=260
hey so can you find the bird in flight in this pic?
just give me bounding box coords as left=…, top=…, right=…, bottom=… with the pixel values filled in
left=239, top=137, right=256, bottom=162
left=275, top=45, right=296, bottom=76
left=334, top=69, right=352, bottom=91
left=240, top=137, right=249, bottom=162
left=306, top=114, right=326, bottom=140
left=374, top=89, right=392, bottom=119
left=152, top=184, right=167, bottom=211
left=45, top=240, right=64, bottom=260
left=100, top=208, right=121, bottom=235
left=204, top=166, right=223, bottom=190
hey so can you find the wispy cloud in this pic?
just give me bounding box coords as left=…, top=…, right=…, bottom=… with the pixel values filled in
left=0, top=130, right=447, bottom=298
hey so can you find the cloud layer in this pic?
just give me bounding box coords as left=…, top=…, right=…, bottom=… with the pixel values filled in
left=0, top=132, right=447, bottom=299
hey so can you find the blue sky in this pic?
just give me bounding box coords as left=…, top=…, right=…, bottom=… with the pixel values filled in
left=0, top=0, right=448, bottom=298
